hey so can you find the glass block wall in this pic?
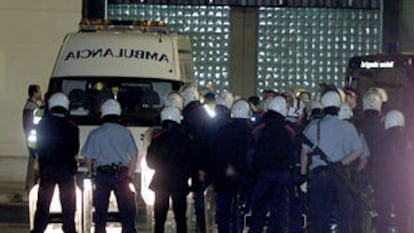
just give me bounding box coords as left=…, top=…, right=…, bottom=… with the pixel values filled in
left=107, top=4, right=231, bottom=93
left=257, top=8, right=381, bottom=96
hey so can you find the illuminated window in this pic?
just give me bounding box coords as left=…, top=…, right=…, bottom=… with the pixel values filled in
left=107, top=4, right=231, bottom=93
left=257, top=8, right=381, bottom=95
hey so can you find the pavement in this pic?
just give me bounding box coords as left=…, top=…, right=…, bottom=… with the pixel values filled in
left=0, top=180, right=200, bottom=233
left=0, top=180, right=30, bottom=232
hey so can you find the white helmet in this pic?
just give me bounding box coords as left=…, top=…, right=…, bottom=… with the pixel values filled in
left=216, top=90, right=235, bottom=109
left=261, top=96, right=273, bottom=112
left=161, top=106, right=181, bottom=124
left=338, top=103, right=354, bottom=120
left=368, top=87, right=388, bottom=103
left=180, top=85, right=200, bottom=107
left=321, top=91, right=341, bottom=108
left=384, top=110, right=405, bottom=130
left=311, top=100, right=323, bottom=110
left=164, top=92, right=184, bottom=111
left=48, top=92, right=70, bottom=111
left=101, top=99, right=121, bottom=118
left=268, top=96, right=288, bottom=117
left=362, top=92, right=382, bottom=112
left=231, top=99, right=252, bottom=119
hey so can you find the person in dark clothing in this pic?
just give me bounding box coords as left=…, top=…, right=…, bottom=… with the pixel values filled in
left=31, top=92, right=79, bottom=233
left=210, top=99, right=253, bottom=233
left=355, top=91, right=386, bottom=233
left=23, top=84, right=43, bottom=192
left=248, top=96, right=295, bottom=233
left=377, top=110, right=411, bottom=233
left=180, top=85, right=209, bottom=233
left=147, top=106, right=194, bottom=233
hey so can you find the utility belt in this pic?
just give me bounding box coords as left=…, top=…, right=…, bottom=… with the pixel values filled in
left=310, top=166, right=330, bottom=176
left=97, top=163, right=128, bottom=176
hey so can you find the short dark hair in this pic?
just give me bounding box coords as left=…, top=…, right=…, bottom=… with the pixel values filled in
left=28, top=85, right=40, bottom=98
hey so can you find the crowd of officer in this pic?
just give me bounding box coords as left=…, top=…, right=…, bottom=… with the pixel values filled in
left=26, top=82, right=412, bottom=233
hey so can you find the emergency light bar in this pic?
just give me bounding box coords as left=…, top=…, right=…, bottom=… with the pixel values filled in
left=79, top=19, right=166, bottom=32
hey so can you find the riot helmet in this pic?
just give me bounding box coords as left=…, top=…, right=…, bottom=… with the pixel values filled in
left=164, top=92, right=184, bottom=111
left=321, top=90, right=341, bottom=108
left=362, top=91, right=382, bottom=112
left=384, top=110, right=405, bottom=130
left=101, top=99, right=121, bottom=118
left=368, top=87, right=388, bottom=103
left=160, top=106, right=181, bottom=124
left=216, top=90, right=235, bottom=110
left=48, top=92, right=70, bottom=111
left=231, top=99, right=252, bottom=119
left=268, top=96, right=288, bottom=117
left=180, top=84, right=200, bottom=107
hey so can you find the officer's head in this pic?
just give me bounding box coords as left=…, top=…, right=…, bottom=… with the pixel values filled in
left=48, top=92, right=70, bottom=115
left=338, top=103, right=353, bottom=120
left=180, top=84, right=200, bottom=107
left=268, top=95, right=288, bottom=117
left=321, top=90, right=341, bottom=116
left=164, top=91, right=184, bottom=111
left=100, top=99, right=121, bottom=122
left=160, top=106, right=181, bottom=124
left=216, top=90, right=235, bottom=110
left=362, top=91, right=382, bottom=113
left=231, top=99, right=252, bottom=119
left=384, top=110, right=405, bottom=130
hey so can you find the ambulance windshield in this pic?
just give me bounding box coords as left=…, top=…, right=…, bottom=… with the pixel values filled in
left=48, top=77, right=181, bottom=126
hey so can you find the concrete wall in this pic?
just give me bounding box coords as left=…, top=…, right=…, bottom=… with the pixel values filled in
left=0, top=1, right=81, bottom=181
left=0, top=1, right=81, bottom=157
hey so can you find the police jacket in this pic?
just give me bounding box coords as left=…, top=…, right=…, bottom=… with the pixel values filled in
left=210, top=119, right=253, bottom=192
left=22, top=99, right=39, bottom=138
left=355, top=110, right=385, bottom=178
left=250, top=111, right=295, bottom=174
left=379, top=127, right=411, bottom=189
left=147, top=120, right=194, bottom=194
left=36, top=113, right=79, bottom=174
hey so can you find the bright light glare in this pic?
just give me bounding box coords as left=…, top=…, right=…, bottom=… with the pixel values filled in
left=203, top=104, right=216, bottom=118
left=28, top=130, right=37, bottom=143
left=140, top=158, right=155, bottom=206
left=29, top=184, right=82, bottom=233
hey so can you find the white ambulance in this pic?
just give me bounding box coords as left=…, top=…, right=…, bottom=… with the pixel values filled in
left=29, top=20, right=195, bottom=233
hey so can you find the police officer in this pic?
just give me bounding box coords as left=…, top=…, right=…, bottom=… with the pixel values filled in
left=164, top=91, right=185, bottom=111
left=377, top=110, right=411, bottom=233
left=210, top=99, right=253, bottom=233
left=81, top=99, right=138, bottom=233
left=355, top=91, right=385, bottom=229
left=146, top=106, right=194, bottom=233
left=355, top=92, right=384, bottom=172
left=300, top=90, right=363, bottom=233
left=23, top=84, right=43, bottom=192
left=248, top=95, right=295, bottom=233
left=31, top=92, right=79, bottom=233
left=180, top=84, right=208, bottom=233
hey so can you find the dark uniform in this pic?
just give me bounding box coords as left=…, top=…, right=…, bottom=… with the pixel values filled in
left=248, top=110, right=295, bottom=233
left=147, top=120, right=194, bottom=233
left=32, top=112, right=79, bottom=233
left=377, top=125, right=411, bottom=233
left=210, top=118, right=253, bottom=233
left=181, top=100, right=209, bottom=233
